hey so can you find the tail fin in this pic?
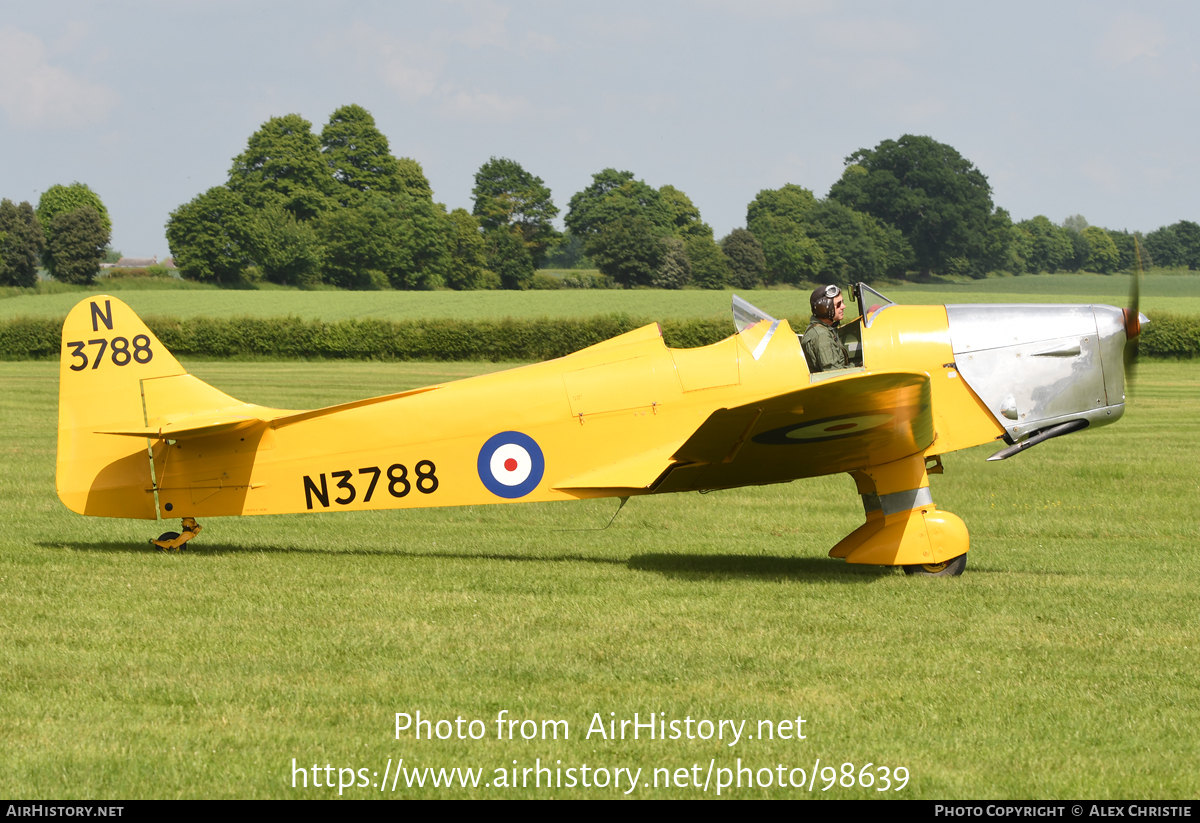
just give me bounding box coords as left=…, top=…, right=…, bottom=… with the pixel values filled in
left=55, top=295, right=414, bottom=520
left=56, top=296, right=193, bottom=518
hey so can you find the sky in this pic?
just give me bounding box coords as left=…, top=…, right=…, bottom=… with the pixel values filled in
left=1, top=1, right=1198, bottom=258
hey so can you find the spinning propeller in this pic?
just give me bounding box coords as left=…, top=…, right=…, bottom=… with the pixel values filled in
left=1123, top=237, right=1150, bottom=386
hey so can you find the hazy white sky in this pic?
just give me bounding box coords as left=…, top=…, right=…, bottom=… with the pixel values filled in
left=1, top=1, right=1197, bottom=257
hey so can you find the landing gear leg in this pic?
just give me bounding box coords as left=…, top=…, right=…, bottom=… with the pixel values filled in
left=830, top=455, right=969, bottom=574
left=151, top=518, right=202, bottom=552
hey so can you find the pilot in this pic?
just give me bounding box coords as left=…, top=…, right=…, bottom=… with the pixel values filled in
left=800, top=284, right=850, bottom=372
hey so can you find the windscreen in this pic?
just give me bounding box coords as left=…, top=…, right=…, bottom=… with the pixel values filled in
left=731, top=294, right=778, bottom=333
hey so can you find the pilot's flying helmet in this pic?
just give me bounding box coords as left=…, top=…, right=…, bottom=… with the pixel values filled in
left=810, top=284, right=842, bottom=320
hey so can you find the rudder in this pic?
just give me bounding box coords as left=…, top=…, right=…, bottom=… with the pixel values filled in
left=56, top=295, right=187, bottom=518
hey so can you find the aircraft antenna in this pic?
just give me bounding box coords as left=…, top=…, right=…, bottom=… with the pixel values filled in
left=553, top=496, right=630, bottom=532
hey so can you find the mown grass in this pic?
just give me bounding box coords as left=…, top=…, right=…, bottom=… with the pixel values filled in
left=2, top=273, right=1198, bottom=322
left=1, top=360, right=1197, bottom=799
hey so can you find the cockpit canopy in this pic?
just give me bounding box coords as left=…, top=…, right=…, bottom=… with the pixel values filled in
left=732, top=283, right=895, bottom=376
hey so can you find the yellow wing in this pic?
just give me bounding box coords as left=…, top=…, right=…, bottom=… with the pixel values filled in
left=652, top=371, right=933, bottom=493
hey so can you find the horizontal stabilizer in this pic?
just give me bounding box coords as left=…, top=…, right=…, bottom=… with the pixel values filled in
left=97, top=416, right=264, bottom=440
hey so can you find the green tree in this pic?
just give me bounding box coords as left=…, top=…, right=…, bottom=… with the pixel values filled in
left=542, top=229, right=592, bottom=270
left=685, top=234, right=730, bottom=289
left=747, top=185, right=910, bottom=283
left=978, top=207, right=1016, bottom=277
left=1105, top=229, right=1146, bottom=273
left=483, top=227, right=534, bottom=290
left=446, top=208, right=490, bottom=290
left=317, top=193, right=450, bottom=290
left=588, top=215, right=666, bottom=287
left=652, top=236, right=691, bottom=289
left=244, top=203, right=325, bottom=287
left=472, top=157, right=561, bottom=266
left=1007, top=222, right=1032, bottom=274
left=315, top=202, right=388, bottom=289
left=746, top=185, right=822, bottom=283
left=1081, top=226, right=1120, bottom=273
left=169, top=105, right=451, bottom=290
left=1064, top=230, right=1091, bottom=272
left=828, top=135, right=1005, bottom=276
left=566, top=170, right=676, bottom=286
left=384, top=194, right=452, bottom=289
left=659, top=184, right=711, bottom=241
left=321, top=104, right=404, bottom=200
left=47, top=206, right=109, bottom=285
left=396, top=158, right=433, bottom=200
left=720, top=229, right=766, bottom=289
left=802, top=199, right=913, bottom=282
left=1143, top=224, right=1181, bottom=268
left=166, top=186, right=256, bottom=284
left=1062, top=214, right=1089, bottom=234
left=747, top=183, right=818, bottom=228
left=1172, top=220, right=1200, bottom=270
left=228, top=114, right=333, bottom=219
left=753, top=212, right=825, bottom=285
left=0, top=199, right=46, bottom=287
left=36, top=183, right=111, bottom=277
left=1015, top=216, right=1074, bottom=273
left=1059, top=214, right=1092, bottom=272
left=565, top=169, right=674, bottom=239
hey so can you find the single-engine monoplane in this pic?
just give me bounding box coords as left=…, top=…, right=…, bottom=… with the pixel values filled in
left=55, top=283, right=1146, bottom=576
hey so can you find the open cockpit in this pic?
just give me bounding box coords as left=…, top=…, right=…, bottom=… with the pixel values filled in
left=733, top=283, right=897, bottom=379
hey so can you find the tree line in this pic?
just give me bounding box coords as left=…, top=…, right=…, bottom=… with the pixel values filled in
left=0, top=183, right=112, bottom=287
left=161, top=116, right=1193, bottom=289
left=160, top=105, right=753, bottom=291
left=5, top=106, right=1200, bottom=290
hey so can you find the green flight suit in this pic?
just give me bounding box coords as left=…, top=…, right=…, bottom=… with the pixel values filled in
left=800, top=315, right=849, bottom=372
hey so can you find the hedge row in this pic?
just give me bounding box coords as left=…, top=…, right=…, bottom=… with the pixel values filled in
left=0, top=314, right=733, bottom=362
left=2, top=312, right=1198, bottom=361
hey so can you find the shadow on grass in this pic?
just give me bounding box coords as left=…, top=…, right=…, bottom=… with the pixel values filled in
left=628, top=553, right=893, bottom=582
left=38, top=541, right=889, bottom=581
left=39, top=540, right=626, bottom=565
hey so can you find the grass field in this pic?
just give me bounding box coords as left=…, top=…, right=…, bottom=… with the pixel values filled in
left=2, top=359, right=1197, bottom=799
left=2, top=273, right=1199, bottom=322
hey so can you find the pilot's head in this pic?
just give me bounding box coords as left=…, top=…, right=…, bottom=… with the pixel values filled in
left=810, top=284, right=844, bottom=324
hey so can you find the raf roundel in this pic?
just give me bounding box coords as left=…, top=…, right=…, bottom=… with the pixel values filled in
left=752, top=413, right=896, bottom=445
left=477, top=431, right=545, bottom=499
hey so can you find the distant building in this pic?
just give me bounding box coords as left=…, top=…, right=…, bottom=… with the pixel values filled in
left=161, top=256, right=176, bottom=268
left=115, top=256, right=157, bottom=268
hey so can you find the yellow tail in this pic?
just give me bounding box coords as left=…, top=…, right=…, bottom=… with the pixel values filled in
left=55, top=295, right=261, bottom=519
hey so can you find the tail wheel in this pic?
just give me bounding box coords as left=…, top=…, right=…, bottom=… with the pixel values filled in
left=903, top=554, right=967, bottom=577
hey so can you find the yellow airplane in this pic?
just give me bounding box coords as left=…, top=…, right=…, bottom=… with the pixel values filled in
left=55, top=285, right=1146, bottom=576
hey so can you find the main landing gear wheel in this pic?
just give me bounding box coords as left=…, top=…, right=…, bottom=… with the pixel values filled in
left=152, top=532, right=181, bottom=552
left=903, top=554, right=967, bottom=577
left=150, top=517, right=203, bottom=552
